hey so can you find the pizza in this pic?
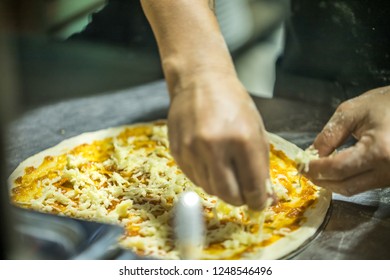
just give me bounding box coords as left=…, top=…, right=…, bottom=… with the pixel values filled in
left=9, top=120, right=331, bottom=260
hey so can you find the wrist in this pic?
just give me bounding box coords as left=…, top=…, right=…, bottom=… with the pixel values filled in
left=163, top=56, right=238, bottom=99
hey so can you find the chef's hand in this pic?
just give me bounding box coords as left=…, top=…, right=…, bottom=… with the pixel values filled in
left=168, top=71, right=271, bottom=210
left=306, top=86, right=390, bottom=195
left=141, top=0, right=273, bottom=210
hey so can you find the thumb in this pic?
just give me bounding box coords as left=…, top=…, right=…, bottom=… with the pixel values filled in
left=313, top=101, right=363, bottom=157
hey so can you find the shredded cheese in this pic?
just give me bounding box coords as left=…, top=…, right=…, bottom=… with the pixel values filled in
left=11, top=122, right=320, bottom=260
left=295, top=146, right=319, bottom=172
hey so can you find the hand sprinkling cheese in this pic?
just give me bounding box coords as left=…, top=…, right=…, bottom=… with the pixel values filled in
left=304, top=87, right=390, bottom=196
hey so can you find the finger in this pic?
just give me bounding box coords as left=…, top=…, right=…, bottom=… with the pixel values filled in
left=168, top=115, right=211, bottom=191
left=233, top=137, right=271, bottom=211
left=195, top=163, right=216, bottom=196
left=195, top=139, right=244, bottom=206
left=313, top=101, right=363, bottom=156
left=311, top=169, right=385, bottom=196
left=206, top=159, right=244, bottom=207
left=177, top=143, right=210, bottom=191
left=307, top=137, right=374, bottom=181
left=175, top=158, right=199, bottom=187
left=167, top=114, right=181, bottom=159
left=169, top=147, right=200, bottom=187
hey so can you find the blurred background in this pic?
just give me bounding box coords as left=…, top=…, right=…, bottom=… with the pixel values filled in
left=0, top=0, right=288, bottom=110
left=2, top=0, right=389, bottom=114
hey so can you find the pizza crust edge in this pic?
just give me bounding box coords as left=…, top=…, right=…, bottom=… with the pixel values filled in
left=8, top=123, right=332, bottom=260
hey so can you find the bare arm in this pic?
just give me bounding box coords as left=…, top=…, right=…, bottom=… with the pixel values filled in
left=140, top=0, right=234, bottom=95
left=140, top=0, right=272, bottom=210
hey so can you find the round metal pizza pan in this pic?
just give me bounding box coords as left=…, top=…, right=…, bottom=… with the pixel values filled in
left=5, top=80, right=390, bottom=259
left=283, top=201, right=333, bottom=260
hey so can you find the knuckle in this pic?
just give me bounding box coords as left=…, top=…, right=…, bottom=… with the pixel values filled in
left=183, top=131, right=213, bottom=149
left=195, top=128, right=254, bottom=147
left=231, top=137, right=250, bottom=148
left=377, top=149, right=390, bottom=163
left=319, top=128, right=338, bottom=150
left=336, top=99, right=353, bottom=112
left=362, top=132, right=388, bottom=164
left=376, top=137, right=390, bottom=163
left=231, top=130, right=256, bottom=146
left=192, top=135, right=218, bottom=152
left=182, top=135, right=194, bottom=149
left=193, top=128, right=218, bottom=143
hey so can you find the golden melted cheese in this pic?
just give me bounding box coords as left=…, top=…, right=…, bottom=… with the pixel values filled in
left=11, top=121, right=319, bottom=260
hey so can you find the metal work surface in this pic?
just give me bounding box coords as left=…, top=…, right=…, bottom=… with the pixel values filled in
left=10, top=207, right=123, bottom=260
left=6, top=80, right=390, bottom=259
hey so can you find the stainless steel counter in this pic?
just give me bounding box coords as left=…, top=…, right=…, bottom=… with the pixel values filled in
left=6, top=80, right=390, bottom=259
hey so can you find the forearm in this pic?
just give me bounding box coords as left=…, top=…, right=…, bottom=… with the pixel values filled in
left=140, top=0, right=237, bottom=98
left=140, top=1, right=271, bottom=210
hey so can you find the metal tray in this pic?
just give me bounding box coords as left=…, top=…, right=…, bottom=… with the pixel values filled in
left=10, top=207, right=124, bottom=260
